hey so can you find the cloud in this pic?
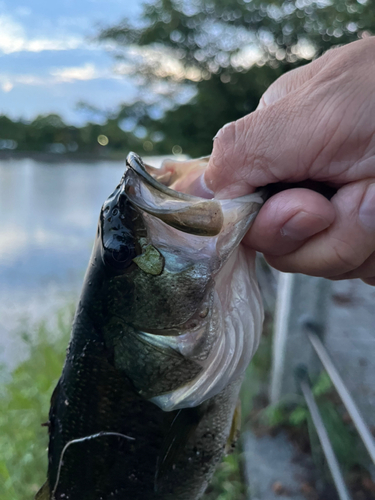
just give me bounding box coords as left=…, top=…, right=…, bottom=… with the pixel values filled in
left=116, top=46, right=204, bottom=83
left=0, top=62, right=119, bottom=92
left=1, top=81, right=13, bottom=92
left=50, top=63, right=98, bottom=82
left=0, top=73, right=45, bottom=90
left=0, top=14, right=84, bottom=54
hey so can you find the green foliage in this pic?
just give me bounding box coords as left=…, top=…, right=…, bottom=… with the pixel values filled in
left=312, top=371, right=332, bottom=397
left=100, top=0, right=375, bottom=71
left=262, top=403, right=288, bottom=427
left=261, top=372, right=333, bottom=428
left=203, top=452, right=246, bottom=500
left=150, top=65, right=285, bottom=156
left=0, top=310, right=72, bottom=500
left=260, top=371, right=366, bottom=476
left=307, top=400, right=362, bottom=476
left=288, top=405, right=309, bottom=426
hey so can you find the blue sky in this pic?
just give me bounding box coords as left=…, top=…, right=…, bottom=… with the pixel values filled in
left=0, top=0, right=142, bottom=124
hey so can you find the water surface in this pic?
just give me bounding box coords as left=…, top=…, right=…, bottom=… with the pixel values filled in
left=0, top=157, right=165, bottom=369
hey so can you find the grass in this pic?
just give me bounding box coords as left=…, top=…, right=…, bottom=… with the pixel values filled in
left=203, top=452, right=247, bottom=500
left=0, top=308, right=73, bottom=500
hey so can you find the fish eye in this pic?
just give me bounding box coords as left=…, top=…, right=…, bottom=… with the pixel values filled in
left=103, top=243, right=136, bottom=270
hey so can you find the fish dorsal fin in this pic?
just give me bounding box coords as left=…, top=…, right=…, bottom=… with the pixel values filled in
left=155, top=408, right=201, bottom=492
left=35, top=481, right=50, bottom=500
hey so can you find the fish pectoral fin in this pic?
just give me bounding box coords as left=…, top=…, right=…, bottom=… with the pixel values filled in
left=35, top=481, right=50, bottom=500
left=225, top=399, right=241, bottom=455
left=155, top=408, right=201, bottom=493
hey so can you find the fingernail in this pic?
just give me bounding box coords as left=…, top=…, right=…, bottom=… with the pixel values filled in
left=281, top=211, right=331, bottom=241
left=189, top=173, right=214, bottom=199
left=359, top=183, right=375, bottom=230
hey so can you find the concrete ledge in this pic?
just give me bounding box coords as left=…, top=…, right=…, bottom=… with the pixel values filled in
left=242, top=430, right=316, bottom=500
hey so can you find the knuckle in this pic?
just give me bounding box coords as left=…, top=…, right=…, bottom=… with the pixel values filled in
left=211, top=119, right=255, bottom=182
left=211, top=122, right=238, bottom=173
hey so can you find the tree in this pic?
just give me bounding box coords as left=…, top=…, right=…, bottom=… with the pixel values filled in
left=100, top=0, right=374, bottom=69
left=147, top=65, right=284, bottom=157
left=98, top=0, right=375, bottom=156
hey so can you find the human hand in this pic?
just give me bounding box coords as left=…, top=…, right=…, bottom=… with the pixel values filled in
left=203, top=37, right=375, bottom=285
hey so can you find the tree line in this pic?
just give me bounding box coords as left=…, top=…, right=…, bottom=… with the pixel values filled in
left=0, top=113, right=150, bottom=158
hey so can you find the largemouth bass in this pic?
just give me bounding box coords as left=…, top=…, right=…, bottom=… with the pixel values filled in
left=36, top=152, right=264, bottom=500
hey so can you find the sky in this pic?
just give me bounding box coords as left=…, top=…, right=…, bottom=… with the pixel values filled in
left=0, top=0, right=142, bottom=125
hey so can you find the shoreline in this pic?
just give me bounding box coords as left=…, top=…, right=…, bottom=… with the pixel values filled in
left=0, top=150, right=188, bottom=165
left=0, top=150, right=131, bottom=164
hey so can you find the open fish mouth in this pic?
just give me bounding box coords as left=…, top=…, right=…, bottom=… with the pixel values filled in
left=125, top=152, right=226, bottom=236
left=101, top=152, right=265, bottom=412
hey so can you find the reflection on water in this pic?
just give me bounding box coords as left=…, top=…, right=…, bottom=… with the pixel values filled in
left=0, top=157, right=166, bottom=369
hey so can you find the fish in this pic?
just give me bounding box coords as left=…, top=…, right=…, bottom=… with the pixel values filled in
left=36, top=152, right=264, bottom=500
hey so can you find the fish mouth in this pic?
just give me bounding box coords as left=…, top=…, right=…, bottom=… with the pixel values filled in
left=124, top=152, right=225, bottom=236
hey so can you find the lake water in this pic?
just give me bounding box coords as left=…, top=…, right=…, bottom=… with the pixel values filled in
left=0, top=156, right=168, bottom=370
